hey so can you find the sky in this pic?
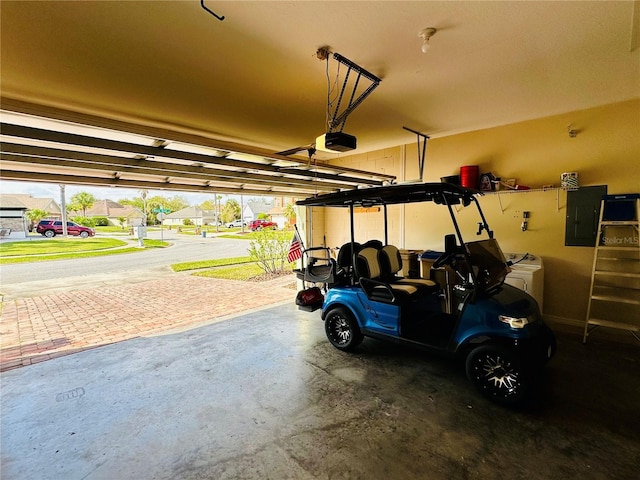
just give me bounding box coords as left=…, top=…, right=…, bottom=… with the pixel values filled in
left=0, top=179, right=266, bottom=206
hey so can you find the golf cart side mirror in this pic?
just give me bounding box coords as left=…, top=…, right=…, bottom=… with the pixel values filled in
left=444, top=234, right=457, bottom=254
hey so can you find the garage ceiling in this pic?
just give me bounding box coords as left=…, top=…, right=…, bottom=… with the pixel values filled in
left=1, top=1, right=639, bottom=195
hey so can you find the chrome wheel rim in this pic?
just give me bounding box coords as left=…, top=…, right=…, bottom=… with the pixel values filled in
left=472, top=353, right=521, bottom=399
left=329, top=316, right=351, bottom=345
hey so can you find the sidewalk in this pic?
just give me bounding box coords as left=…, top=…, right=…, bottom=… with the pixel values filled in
left=0, top=272, right=297, bottom=372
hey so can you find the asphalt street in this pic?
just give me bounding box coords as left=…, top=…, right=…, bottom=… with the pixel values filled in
left=0, top=230, right=252, bottom=298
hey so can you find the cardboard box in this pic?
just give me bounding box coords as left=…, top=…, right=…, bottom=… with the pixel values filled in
left=602, top=194, right=639, bottom=221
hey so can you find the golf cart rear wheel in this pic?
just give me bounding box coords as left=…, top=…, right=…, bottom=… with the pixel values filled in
left=466, top=345, right=528, bottom=405
left=324, top=307, right=363, bottom=352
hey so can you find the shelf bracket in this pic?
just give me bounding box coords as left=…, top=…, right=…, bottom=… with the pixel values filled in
left=497, top=192, right=505, bottom=214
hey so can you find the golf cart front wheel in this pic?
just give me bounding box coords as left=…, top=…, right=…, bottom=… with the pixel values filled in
left=466, top=345, right=528, bottom=406
left=324, top=307, right=363, bottom=352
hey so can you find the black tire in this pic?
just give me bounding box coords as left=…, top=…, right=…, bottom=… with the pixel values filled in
left=80, top=231, right=89, bottom=238
left=465, top=345, right=528, bottom=405
left=324, top=307, right=363, bottom=352
left=542, top=324, right=557, bottom=364
left=44, top=230, right=55, bottom=238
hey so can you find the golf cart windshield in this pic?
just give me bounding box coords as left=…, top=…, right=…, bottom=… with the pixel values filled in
left=464, top=239, right=511, bottom=291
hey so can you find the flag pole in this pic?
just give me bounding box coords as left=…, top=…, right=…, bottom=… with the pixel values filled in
left=294, top=223, right=306, bottom=251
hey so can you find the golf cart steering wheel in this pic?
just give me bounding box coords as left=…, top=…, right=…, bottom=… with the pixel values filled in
left=433, top=234, right=460, bottom=269
left=433, top=251, right=455, bottom=269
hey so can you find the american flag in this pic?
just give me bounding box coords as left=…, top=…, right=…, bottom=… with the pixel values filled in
left=287, top=231, right=303, bottom=263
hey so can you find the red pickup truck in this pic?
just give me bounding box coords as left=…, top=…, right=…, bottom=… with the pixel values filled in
left=247, top=219, right=277, bottom=231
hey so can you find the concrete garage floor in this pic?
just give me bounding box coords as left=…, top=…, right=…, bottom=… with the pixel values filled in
left=1, top=303, right=639, bottom=480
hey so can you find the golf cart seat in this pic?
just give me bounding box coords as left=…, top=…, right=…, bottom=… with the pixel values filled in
left=361, top=239, right=383, bottom=250
left=355, top=247, right=419, bottom=304
left=379, top=245, right=437, bottom=291
left=294, top=247, right=336, bottom=284
left=334, top=242, right=362, bottom=284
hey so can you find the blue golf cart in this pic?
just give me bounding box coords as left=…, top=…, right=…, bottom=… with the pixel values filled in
left=295, top=182, right=556, bottom=405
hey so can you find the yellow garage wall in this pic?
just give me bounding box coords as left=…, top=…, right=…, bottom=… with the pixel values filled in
left=316, top=99, right=640, bottom=324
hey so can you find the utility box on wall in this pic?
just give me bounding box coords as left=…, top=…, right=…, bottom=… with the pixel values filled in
left=565, top=185, right=607, bottom=247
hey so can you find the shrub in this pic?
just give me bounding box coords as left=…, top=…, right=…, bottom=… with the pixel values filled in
left=71, top=216, right=95, bottom=227
left=248, top=229, right=290, bottom=275
left=183, top=218, right=194, bottom=226
left=93, top=217, right=109, bottom=226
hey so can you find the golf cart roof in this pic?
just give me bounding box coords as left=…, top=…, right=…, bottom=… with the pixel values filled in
left=296, top=182, right=480, bottom=208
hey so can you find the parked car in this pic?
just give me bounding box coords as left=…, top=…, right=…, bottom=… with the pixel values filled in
left=226, top=219, right=246, bottom=228
left=248, top=219, right=277, bottom=231
left=36, top=220, right=95, bottom=238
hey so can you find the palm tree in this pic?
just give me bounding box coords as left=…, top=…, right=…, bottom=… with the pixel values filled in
left=26, top=208, right=48, bottom=231
left=69, top=191, right=96, bottom=217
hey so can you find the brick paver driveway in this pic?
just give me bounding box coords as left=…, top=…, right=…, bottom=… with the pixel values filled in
left=0, top=273, right=296, bottom=371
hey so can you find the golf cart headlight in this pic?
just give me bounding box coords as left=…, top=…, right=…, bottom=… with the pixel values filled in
left=498, top=315, right=533, bottom=329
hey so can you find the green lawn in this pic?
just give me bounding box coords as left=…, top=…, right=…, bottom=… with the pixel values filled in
left=93, top=226, right=162, bottom=234
left=217, top=230, right=292, bottom=241
left=174, top=230, right=296, bottom=280
left=0, top=238, right=128, bottom=256
left=191, top=263, right=266, bottom=280
left=94, top=226, right=133, bottom=234
left=171, top=256, right=253, bottom=272
left=172, top=255, right=295, bottom=281
left=0, top=238, right=168, bottom=264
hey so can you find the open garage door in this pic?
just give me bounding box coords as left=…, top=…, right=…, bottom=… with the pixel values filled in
left=0, top=99, right=395, bottom=197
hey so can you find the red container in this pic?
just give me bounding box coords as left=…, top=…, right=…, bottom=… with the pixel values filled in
left=460, top=165, right=479, bottom=189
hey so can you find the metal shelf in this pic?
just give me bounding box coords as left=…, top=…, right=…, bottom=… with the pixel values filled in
left=482, top=187, right=563, bottom=213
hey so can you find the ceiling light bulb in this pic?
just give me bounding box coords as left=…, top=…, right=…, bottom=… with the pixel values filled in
left=419, top=27, right=437, bottom=54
